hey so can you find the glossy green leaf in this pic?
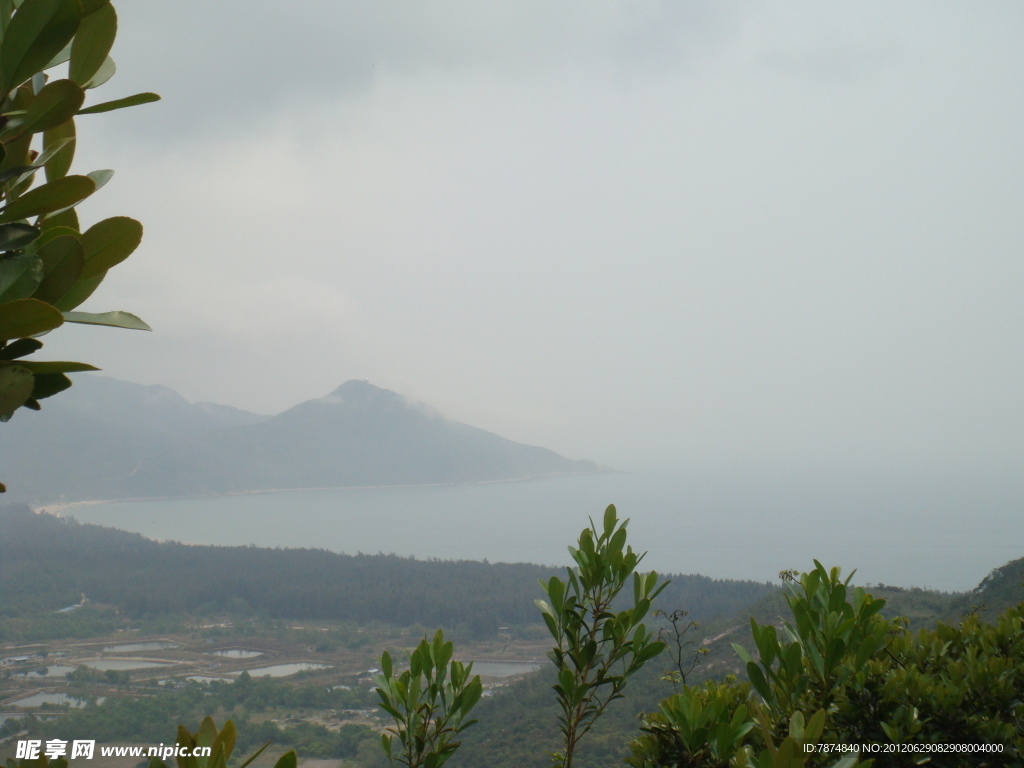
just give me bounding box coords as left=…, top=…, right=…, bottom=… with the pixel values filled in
left=0, top=0, right=82, bottom=96
left=0, top=253, right=42, bottom=300
left=0, top=221, right=39, bottom=249
left=62, top=309, right=150, bottom=330
left=50, top=266, right=99, bottom=310
left=68, top=1, right=112, bottom=85
left=0, top=173, right=94, bottom=221
left=33, top=232, right=81, bottom=303
left=17, top=77, right=83, bottom=134
left=79, top=0, right=107, bottom=14
left=42, top=117, right=74, bottom=180
left=77, top=90, right=159, bottom=115
left=0, top=363, right=33, bottom=415
left=271, top=752, right=296, bottom=768
left=79, top=215, right=140, bottom=277
left=0, top=296, right=63, bottom=339
left=81, top=52, right=112, bottom=88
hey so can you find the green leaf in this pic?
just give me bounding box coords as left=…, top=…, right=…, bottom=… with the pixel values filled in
left=79, top=0, right=108, bottom=15
left=460, top=676, right=482, bottom=717
left=0, top=337, right=41, bottom=359
left=0, top=296, right=63, bottom=339
left=0, top=0, right=82, bottom=96
left=0, top=363, right=33, bottom=416
left=30, top=223, right=77, bottom=250
left=40, top=206, right=78, bottom=231
left=68, top=0, right=113, bottom=85
left=603, top=504, right=616, bottom=538
left=50, top=267, right=99, bottom=310
left=29, top=369, right=70, bottom=398
left=77, top=90, right=159, bottom=114
left=0, top=133, right=30, bottom=172
left=270, top=751, right=296, bottom=768
left=195, top=717, right=217, bottom=751
left=85, top=166, right=111, bottom=191
left=43, top=117, right=74, bottom=180
left=0, top=221, right=39, bottom=249
left=81, top=52, right=112, bottom=88
left=0, top=0, right=15, bottom=38
left=0, top=174, right=94, bottom=221
left=235, top=741, right=271, bottom=768
left=78, top=215, right=140, bottom=277
left=746, top=661, right=771, bottom=703
left=32, top=232, right=81, bottom=303
left=62, top=309, right=149, bottom=330
left=0, top=254, right=43, bottom=300
left=17, top=77, right=83, bottom=134
left=732, top=642, right=754, bottom=665
left=41, top=37, right=70, bottom=69
left=0, top=164, right=37, bottom=185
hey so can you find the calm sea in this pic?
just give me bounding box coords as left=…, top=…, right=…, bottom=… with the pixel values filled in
left=64, top=471, right=1023, bottom=593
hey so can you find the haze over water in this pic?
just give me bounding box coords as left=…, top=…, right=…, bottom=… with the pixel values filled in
left=66, top=471, right=1023, bottom=593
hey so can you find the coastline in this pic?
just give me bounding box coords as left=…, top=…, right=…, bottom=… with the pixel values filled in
left=32, top=468, right=620, bottom=517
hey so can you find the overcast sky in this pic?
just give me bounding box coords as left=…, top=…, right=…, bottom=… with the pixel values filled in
left=42, top=1, right=1024, bottom=476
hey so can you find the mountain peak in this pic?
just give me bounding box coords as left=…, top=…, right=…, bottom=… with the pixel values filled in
left=316, top=379, right=408, bottom=408
left=2, top=376, right=601, bottom=503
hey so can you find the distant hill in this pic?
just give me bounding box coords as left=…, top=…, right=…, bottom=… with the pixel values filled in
left=950, top=555, right=1024, bottom=619
left=1, top=377, right=604, bottom=503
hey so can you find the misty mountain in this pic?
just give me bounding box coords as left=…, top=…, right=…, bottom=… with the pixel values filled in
left=1, top=377, right=602, bottom=503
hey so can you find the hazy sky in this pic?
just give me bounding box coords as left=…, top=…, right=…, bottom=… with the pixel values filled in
left=42, top=1, right=1024, bottom=475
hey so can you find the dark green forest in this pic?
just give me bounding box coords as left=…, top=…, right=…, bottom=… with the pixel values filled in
left=0, top=504, right=774, bottom=637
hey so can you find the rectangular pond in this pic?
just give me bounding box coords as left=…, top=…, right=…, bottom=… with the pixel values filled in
left=208, top=649, right=263, bottom=658
left=83, top=659, right=173, bottom=671
left=243, top=663, right=331, bottom=677
left=9, top=693, right=98, bottom=708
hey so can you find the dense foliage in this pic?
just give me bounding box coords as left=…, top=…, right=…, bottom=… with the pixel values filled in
left=627, top=563, right=1023, bottom=767
left=0, top=0, right=158, bottom=491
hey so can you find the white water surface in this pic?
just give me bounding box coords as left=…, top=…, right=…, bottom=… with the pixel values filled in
left=64, top=471, right=1024, bottom=593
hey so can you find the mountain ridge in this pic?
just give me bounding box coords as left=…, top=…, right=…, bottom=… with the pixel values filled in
left=1, top=376, right=605, bottom=504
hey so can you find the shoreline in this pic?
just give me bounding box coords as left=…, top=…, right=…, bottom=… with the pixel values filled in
left=32, top=469, right=621, bottom=517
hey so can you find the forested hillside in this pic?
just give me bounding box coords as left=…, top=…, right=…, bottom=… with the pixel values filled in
left=0, top=505, right=774, bottom=636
